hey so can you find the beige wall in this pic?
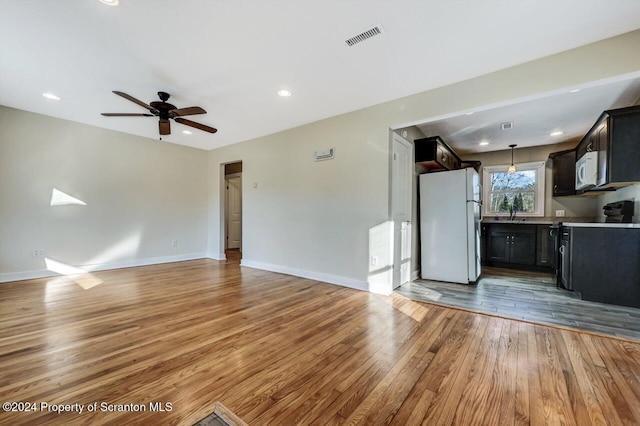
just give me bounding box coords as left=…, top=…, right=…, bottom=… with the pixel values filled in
left=207, top=30, right=640, bottom=294
left=596, top=185, right=640, bottom=222
left=464, top=140, right=598, bottom=218
left=0, top=106, right=209, bottom=281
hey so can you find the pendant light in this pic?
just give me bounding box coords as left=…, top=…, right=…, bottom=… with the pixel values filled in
left=508, top=144, right=517, bottom=173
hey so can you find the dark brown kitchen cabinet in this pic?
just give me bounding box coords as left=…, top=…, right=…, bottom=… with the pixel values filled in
left=577, top=105, right=640, bottom=192
left=485, top=224, right=537, bottom=266
left=486, top=229, right=510, bottom=262
left=536, top=225, right=557, bottom=268
left=415, top=136, right=461, bottom=172
left=549, top=149, right=576, bottom=197
left=568, top=226, right=640, bottom=308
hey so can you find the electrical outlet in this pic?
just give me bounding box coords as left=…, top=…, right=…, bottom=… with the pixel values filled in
left=371, top=255, right=379, bottom=267
left=170, top=240, right=178, bottom=247
left=32, top=249, right=45, bottom=258
left=555, top=210, right=566, bottom=217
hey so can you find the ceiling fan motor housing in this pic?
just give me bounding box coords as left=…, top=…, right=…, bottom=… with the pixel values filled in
left=150, top=100, right=177, bottom=120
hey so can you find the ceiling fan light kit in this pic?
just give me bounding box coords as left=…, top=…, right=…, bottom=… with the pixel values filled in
left=101, top=91, right=217, bottom=137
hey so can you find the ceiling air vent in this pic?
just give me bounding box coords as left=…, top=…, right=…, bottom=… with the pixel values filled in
left=501, top=122, right=514, bottom=130
left=345, top=25, right=383, bottom=47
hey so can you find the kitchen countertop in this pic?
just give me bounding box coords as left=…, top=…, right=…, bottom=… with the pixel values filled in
left=481, top=216, right=564, bottom=225
left=481, top=217, right=640, bottom=228
left=562, top=222, right=640, bottom=229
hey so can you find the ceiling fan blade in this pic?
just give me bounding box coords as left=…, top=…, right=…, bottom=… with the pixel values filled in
left=101, top=113, right=155, bottom=117
left=159, top=119, right=171, bottom=135
left=170, top=106, right=207, bottom=117
left=112, top=91, right=157, bottom=113
left=174, top=117, right=217, bottom=134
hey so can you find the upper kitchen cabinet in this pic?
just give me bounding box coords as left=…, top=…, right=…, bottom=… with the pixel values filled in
left=550, top=104, right=640, bottom=196
left=549, top=149, right=576, bottom=196
left=578, top=104, right=640, bottom=192
left=415, top=136, right=461, bottom=172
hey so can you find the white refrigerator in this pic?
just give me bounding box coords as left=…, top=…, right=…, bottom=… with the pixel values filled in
left=419, top=168, right=482, bottom=284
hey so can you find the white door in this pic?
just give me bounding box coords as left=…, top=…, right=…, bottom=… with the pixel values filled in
left=226, top=176, right=242, bottom=249
left=391, top=133, right=413, bottom=289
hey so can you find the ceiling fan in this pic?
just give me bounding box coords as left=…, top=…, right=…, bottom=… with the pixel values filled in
left=101, top=91, right=217, bottom=136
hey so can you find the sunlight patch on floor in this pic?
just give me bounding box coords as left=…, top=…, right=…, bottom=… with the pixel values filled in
left=45, top=258, right=103, bottom=290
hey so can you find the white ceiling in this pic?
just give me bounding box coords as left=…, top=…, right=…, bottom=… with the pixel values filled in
left=415, top=75, right=640, bottom=155
left=1, top=1, right=640, bottom=151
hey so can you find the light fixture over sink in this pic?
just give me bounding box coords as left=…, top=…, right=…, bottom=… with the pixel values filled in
left=508, top=144, right=517, bottom=173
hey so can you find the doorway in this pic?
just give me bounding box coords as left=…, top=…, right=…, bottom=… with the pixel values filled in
left=224, top=161, right=242, bottom=260
left=391, top=133, right=413, bottom=289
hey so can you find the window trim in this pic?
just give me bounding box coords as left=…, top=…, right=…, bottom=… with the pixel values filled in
left=482, top=161, right=545, bottom=217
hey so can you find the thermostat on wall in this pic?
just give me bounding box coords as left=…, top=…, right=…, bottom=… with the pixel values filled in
left=314, top=148, right=335, bottom=161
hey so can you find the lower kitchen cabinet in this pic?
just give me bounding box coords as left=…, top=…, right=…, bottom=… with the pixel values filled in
left=485, top=224, right=537, bottom=266
left=567, top=226, right=640, bottom=308
left=536, top=225, right=558, bottom=268
left=482, top=223, right=556, bottom=271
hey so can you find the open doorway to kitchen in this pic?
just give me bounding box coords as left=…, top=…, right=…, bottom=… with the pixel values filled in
left=224, top=161, right=242, bottom=262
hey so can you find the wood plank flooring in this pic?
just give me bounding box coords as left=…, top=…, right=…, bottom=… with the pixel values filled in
left=397, top=267, right=640, bottom=341
left=1, top=258, right=640, bottom=425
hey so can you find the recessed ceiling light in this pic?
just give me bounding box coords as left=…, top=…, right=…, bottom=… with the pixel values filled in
left=99, top=0, right=119, bottom=5
left=569, top=89, right=580, bottom=93
left=42, top=93, right=61, bottom=101
left=465, top=112, right=474, bottom=115
left=550, top=131, right=564, bottom=136
left=277, top=89, right=292, bottom=97
left=182, top=130, right=192, bottom=135
left=479, top=141, right=490, bottom=146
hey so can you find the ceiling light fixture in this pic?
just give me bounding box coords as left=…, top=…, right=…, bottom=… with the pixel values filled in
left=508, top=144, right=517, bottom=173
left=182, top=130, right=192, bottom=135
left=479, top=141, right=489, bottom=146
left=99, top=0, right=119, bottom=5
left=42, top=93, right=61, bottom=101
left=277, top=89, right=292, bottom=97
left=550, top=131, right=564, bottom=136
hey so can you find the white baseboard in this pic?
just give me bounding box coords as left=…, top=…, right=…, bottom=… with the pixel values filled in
left=240, top=259, right=369, bottom=292
left=0, top=252, right=207, bottom=283
left=207, top=253, right=227, bottom=261
left=411, top=269, right=420, bottom=282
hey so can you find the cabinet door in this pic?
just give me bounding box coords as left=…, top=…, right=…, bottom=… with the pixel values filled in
left=596, top=121, right=609, bottom=186
left=487, top=231, right=510, bottom=262
left=559, top=236, right=571, bottom=289
left=551, top=150, right=576, bottom=196
left=510, top=231, right=537, bottom=265
left=536, top=226, right=556, bottom=268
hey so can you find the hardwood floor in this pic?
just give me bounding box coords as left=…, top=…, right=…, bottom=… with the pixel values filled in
left=1, top=259, right=640, bottom=425
left=397, top=267, right=640, bottom=341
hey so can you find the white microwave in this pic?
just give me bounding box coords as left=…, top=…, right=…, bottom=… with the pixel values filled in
left=576, top=151, right=598, bottom=190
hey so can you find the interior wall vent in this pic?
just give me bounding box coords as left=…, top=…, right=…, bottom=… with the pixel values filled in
left=345, top=26, right=383, bottom=47
left=501, top=122, right=514, bottom=130
left=314, top=148, right=335, bottom=161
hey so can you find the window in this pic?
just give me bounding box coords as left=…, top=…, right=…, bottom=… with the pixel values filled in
left=482, top=161, right=545, bottom=217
